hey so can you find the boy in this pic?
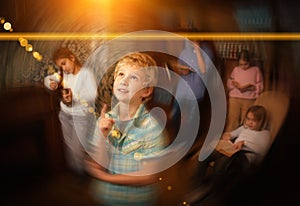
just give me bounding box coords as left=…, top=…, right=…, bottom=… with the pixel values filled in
left=86, top=52, right=166, bottom=206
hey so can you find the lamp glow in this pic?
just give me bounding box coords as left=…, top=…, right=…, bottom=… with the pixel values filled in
left=19, top=38, right=28, bottom=47
left=3, top=22, right=11, bottom=30
left=25, top=44, right=33, bottom=52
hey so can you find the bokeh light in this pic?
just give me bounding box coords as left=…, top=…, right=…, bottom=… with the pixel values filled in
left=32, top=51, right=43, bottom=61
left=19, top=38, right=28, bottom=47
left=25, top=44, right=33, bottom=52
left=3, top=22, right=11, bottom=30
left=0, top=17, right=5, bottom=24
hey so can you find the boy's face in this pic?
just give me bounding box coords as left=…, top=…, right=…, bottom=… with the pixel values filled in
left=113, top=65, right=152, bottom=104
left=244, top=111, right=260, bottom=131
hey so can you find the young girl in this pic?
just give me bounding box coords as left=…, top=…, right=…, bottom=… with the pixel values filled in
left=44, top=46, right=97, bottom=175
left=221, top=105, right=271, bottom=165
left=225, top=49, right=264, bottom=132
left=196, top=105, right=271, bottom=183
left=86, top=52, right=166, bottom=206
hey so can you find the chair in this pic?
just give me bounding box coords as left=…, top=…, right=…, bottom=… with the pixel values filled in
left=254, top=90, right=290, bottom=143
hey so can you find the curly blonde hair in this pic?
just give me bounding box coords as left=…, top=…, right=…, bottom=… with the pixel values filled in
left=114, top=52, right=158, bottom=87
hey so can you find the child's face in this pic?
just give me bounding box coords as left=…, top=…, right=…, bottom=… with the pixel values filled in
left=244, top=111, right=260, bottom=131
left=55, top=57, right=76, bottom=74
left=113, top=65, right=151, bottom=104
left=238, top=59, right=250, bottom=70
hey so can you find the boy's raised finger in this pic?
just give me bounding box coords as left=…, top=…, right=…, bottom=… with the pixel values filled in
left=101, top=104, right=108, bottom=118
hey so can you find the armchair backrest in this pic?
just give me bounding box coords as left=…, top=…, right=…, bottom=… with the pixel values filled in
left=254, top=90, right=290, bottom=142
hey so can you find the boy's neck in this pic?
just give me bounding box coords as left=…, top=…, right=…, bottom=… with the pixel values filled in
left=118, top=102, right=142, bottom=121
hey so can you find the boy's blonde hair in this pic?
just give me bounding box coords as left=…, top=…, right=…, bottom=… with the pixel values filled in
left=114, top=52, right=158, bottom=87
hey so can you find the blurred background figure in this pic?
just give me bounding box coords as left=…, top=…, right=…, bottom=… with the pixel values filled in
left=225, top=49, right=264, bottom=132
left=44, top=46, right=97, bottom=176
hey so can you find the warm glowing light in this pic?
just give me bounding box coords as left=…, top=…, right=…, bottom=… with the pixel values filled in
left=0, top=17, right=5, bottom=24
left=32, top=51, right=40, bottom=58
left=19, top=38, right=28, bottom=47
left=158, top=177, right=163, bottom=181
left=88, top=107, right=95, bottom=113
left=167, top=186, right=172, bottom=190
left=53, top=72, right=62, bottom=82
left=91, top=0, right=109, bottom=3
left=1, top=32, right=300, bottom=40
left=3, top=22, right=11, bottom=30
left=32, top=51, right=43, bottom=61
left=36, top=55, right=43, bottom=61
left=25, top=44, right=33, bottom=52
left=134, top=152, right=143, bottom=161
left=80, top=99, right=88, bottom=106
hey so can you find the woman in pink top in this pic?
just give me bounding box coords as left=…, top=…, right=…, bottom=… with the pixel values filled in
left=225, top=50, right=264, bottom=132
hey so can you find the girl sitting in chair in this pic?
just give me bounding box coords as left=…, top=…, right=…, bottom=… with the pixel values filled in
left=197, top=105, right=272, bottom=183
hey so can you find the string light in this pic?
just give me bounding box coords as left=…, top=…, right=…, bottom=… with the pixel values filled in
left=19, top=37, right=28, bottom=47
left=25, top=44, right=33, bottom=52
left=3, top=22, right=12, bottom=31
left=32, top=51, right=43, bottom=61
left=1, top=16, right=42, bottom=61
left=0, top=17, right=5, bottom=24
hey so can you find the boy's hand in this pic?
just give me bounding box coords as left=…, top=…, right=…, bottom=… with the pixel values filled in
left=99, top=104, right=115, bottom=138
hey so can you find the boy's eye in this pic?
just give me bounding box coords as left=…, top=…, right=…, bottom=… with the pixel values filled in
left=117, top=72, right=124, bottom=77
left=130, top=75, right=138, bottom=80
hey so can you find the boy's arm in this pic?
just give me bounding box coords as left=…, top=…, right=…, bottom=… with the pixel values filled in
left=87, top=158, right=159, bottom=186
left=85, top=153, right=107, bottom=173
left=91, top=170, right=158, bottom=186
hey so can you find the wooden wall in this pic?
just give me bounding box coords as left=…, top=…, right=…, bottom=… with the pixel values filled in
left=0, top=86, right=65, bottom=189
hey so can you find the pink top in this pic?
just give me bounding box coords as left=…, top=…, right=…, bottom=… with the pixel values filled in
left=227, top=66, right=264, bottom=99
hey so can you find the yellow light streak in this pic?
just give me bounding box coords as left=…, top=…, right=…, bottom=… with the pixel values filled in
left=0, top=32, right=300, bottom=40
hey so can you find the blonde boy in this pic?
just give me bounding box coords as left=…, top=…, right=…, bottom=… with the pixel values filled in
left=86, top=52, right=166, bottom=206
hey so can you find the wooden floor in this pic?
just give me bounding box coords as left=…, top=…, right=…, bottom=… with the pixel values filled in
left=1, top=145, right=300, bottom=206
left=1, top=157, right=199, bottom=206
